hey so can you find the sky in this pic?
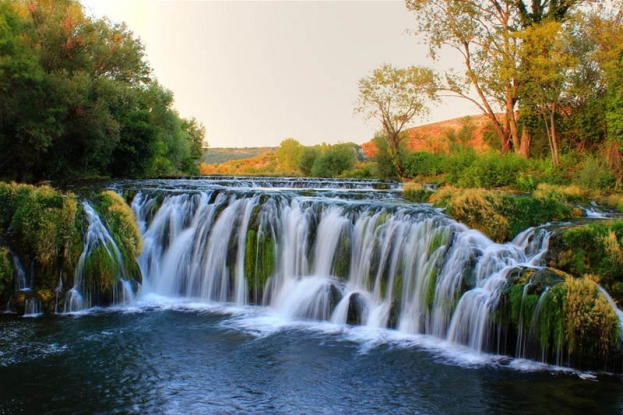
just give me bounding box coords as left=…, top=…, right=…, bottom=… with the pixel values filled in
left=81, top=0, right=477, bottom=148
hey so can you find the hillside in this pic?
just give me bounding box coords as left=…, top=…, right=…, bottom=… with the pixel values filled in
left=199, top=151, right=283, bottom=176
left=361, top=114, right=495, bottom=157
left=201, top=147, right=275, bottom=164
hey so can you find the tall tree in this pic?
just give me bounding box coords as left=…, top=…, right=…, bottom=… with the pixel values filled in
left=355, top=64, right=437, bottom=177
left=518, top=20, right=578, bottom=165
left=0, top=0, right=205, bottom=181
left=276, top=138, right=304, bottom=172
left=405, top=0, right=586, bottom=158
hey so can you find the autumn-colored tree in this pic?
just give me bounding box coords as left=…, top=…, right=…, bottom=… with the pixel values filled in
left=406, top=0, right=586, bottom=158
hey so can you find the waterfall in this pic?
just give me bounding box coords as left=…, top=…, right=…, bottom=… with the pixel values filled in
left=65, top=203, right=136, bottom=312
left=597, top=285, right=623, bottom=340
left=133, top=189, right=558, bottom=358
left=9, top=248, right=29, bottom=291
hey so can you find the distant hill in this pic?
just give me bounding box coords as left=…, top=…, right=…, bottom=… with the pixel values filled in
left=201, top=147, right=275, bottom=164
left=361, top=114, right=495, bottom=157
left=200, top=150, right=283, bottom=176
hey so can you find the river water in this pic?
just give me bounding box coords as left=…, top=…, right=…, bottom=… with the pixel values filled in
left=1, top=302, right=622, bottom=414
left=1, top=177, right=622, bottom=413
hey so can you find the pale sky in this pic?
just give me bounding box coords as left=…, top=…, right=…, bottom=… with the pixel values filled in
left=81, top=0, right=476, bottom=148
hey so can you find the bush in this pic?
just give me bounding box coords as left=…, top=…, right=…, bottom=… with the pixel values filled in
left=432, top=186, right=582, bottom=242
left=430, top=187, right=509, bottom=242
left=403, top=151, right=446, bottom=178
left=95, top=191, right=143, bottom=283
left=441, top=148, right=478, bottom=185
left=576, top=155, right=616, bottom=191
left=310, top=145, right=356, bottom=178
left=532, top=183, right=586, bottom=203
left=458, top=152, right=529, bottom=189
left=556, top=221, right=623, bottom=305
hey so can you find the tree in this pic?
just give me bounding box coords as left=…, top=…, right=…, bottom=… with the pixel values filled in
left=518, top=21, right=578, bottom=165
left=406, top=0, right=585, bottom=158
left=0, top=0, right=205, bottom=181
left=355, top=64, right=437, bottom=177
left=299, top=147, right=319, bottom=176
left=276, top=138, right=304, bottom=172
left=310, top=143, right=356, bottom=178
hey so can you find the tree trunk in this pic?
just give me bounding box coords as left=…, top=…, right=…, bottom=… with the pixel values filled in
left=519, top=127, right=531, bottom=159
left=386, top=137, right=404, bottom=178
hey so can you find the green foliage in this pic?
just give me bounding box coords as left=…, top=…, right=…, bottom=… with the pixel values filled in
left=0, top=0, right=205, bottom=181
left=500, top=194, right=581, bottom=239
left=299, top=147, right=320, bottom=176
left=0, top=182, right=81, bottom=292
left=355, top=64, right=438, bottom=177
left=310, top=144, right=356, bottom=178
left=576, top=155, right=616, bottom=191
left=276, top=138, right=304, bottom=173
left=557, top=221, right=623, bottom=305
left=402, top=182, right=432, bottom=203
left=535, top=277, right=622, bottom=366
left=0, top=247, right=14, bottom=296
left=457, top=152, right=530, bottom=189
left=94, top=190, right=143, bottom=283
left=432, top=186, right=582, bottom=242
left=403, top=151, right=446, bottom=177
left=371, top=134, right=400, bottom=180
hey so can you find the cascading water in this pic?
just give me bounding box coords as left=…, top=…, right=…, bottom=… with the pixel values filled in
left=131, top=184, right=561, bottom=360
left=8, top=248, right=29, bottom=291
left=65, top=202, right=136, bottom=312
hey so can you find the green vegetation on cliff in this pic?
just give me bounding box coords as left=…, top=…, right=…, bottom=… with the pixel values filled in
left=499, top=268, right=621, bottom=371
left=0, top=182, right=143, bottom=311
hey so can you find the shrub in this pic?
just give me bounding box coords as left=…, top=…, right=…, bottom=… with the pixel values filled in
left=532, top=183, right=586, bottom=203
left=430, top=187, right=509, bottom=242
left=576, top=155, right=616, bottom=191
left=557, top=221, right=623, bottom=305
left=403, top=151, right=446, bottom=178
left=0, top=247, right=14, bottom=297
left=458, top=152, right=529, bottom=189
left=432, top=186, right=582, bottom=242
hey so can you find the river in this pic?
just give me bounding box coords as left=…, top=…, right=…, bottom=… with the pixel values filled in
left=1, top=177, right=622, bottom=413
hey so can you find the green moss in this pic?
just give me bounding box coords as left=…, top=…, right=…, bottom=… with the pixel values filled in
left=425, top=268, right=438, bottom=310
left=332, top=234, right=351, bottom=280
left=431, top=186, right=582, bottom=242
left=427, top=230, right=448, bottom=256
left=94, top=190, right=143, bottom=284
left=515, top=275, right=622, bottom=369
left=0, top=247, right=14, bottom=298
left=554, top=221, right=623, bottom=305
left=83, top=245, right=118, bottom=294
left=0, top=183, right=81, bottom=292
left=245, top=229, right=275, bottom=301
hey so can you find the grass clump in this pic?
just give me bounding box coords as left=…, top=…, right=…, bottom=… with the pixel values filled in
left=432, top=186, right=582, bottom=242
left=0, top=182, right=81, bottom=291
left=554, top=221, right=623, bottom=305
left=402, top=182, right=433, bottom=203
left=431, top=187, right=509, bottom=242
